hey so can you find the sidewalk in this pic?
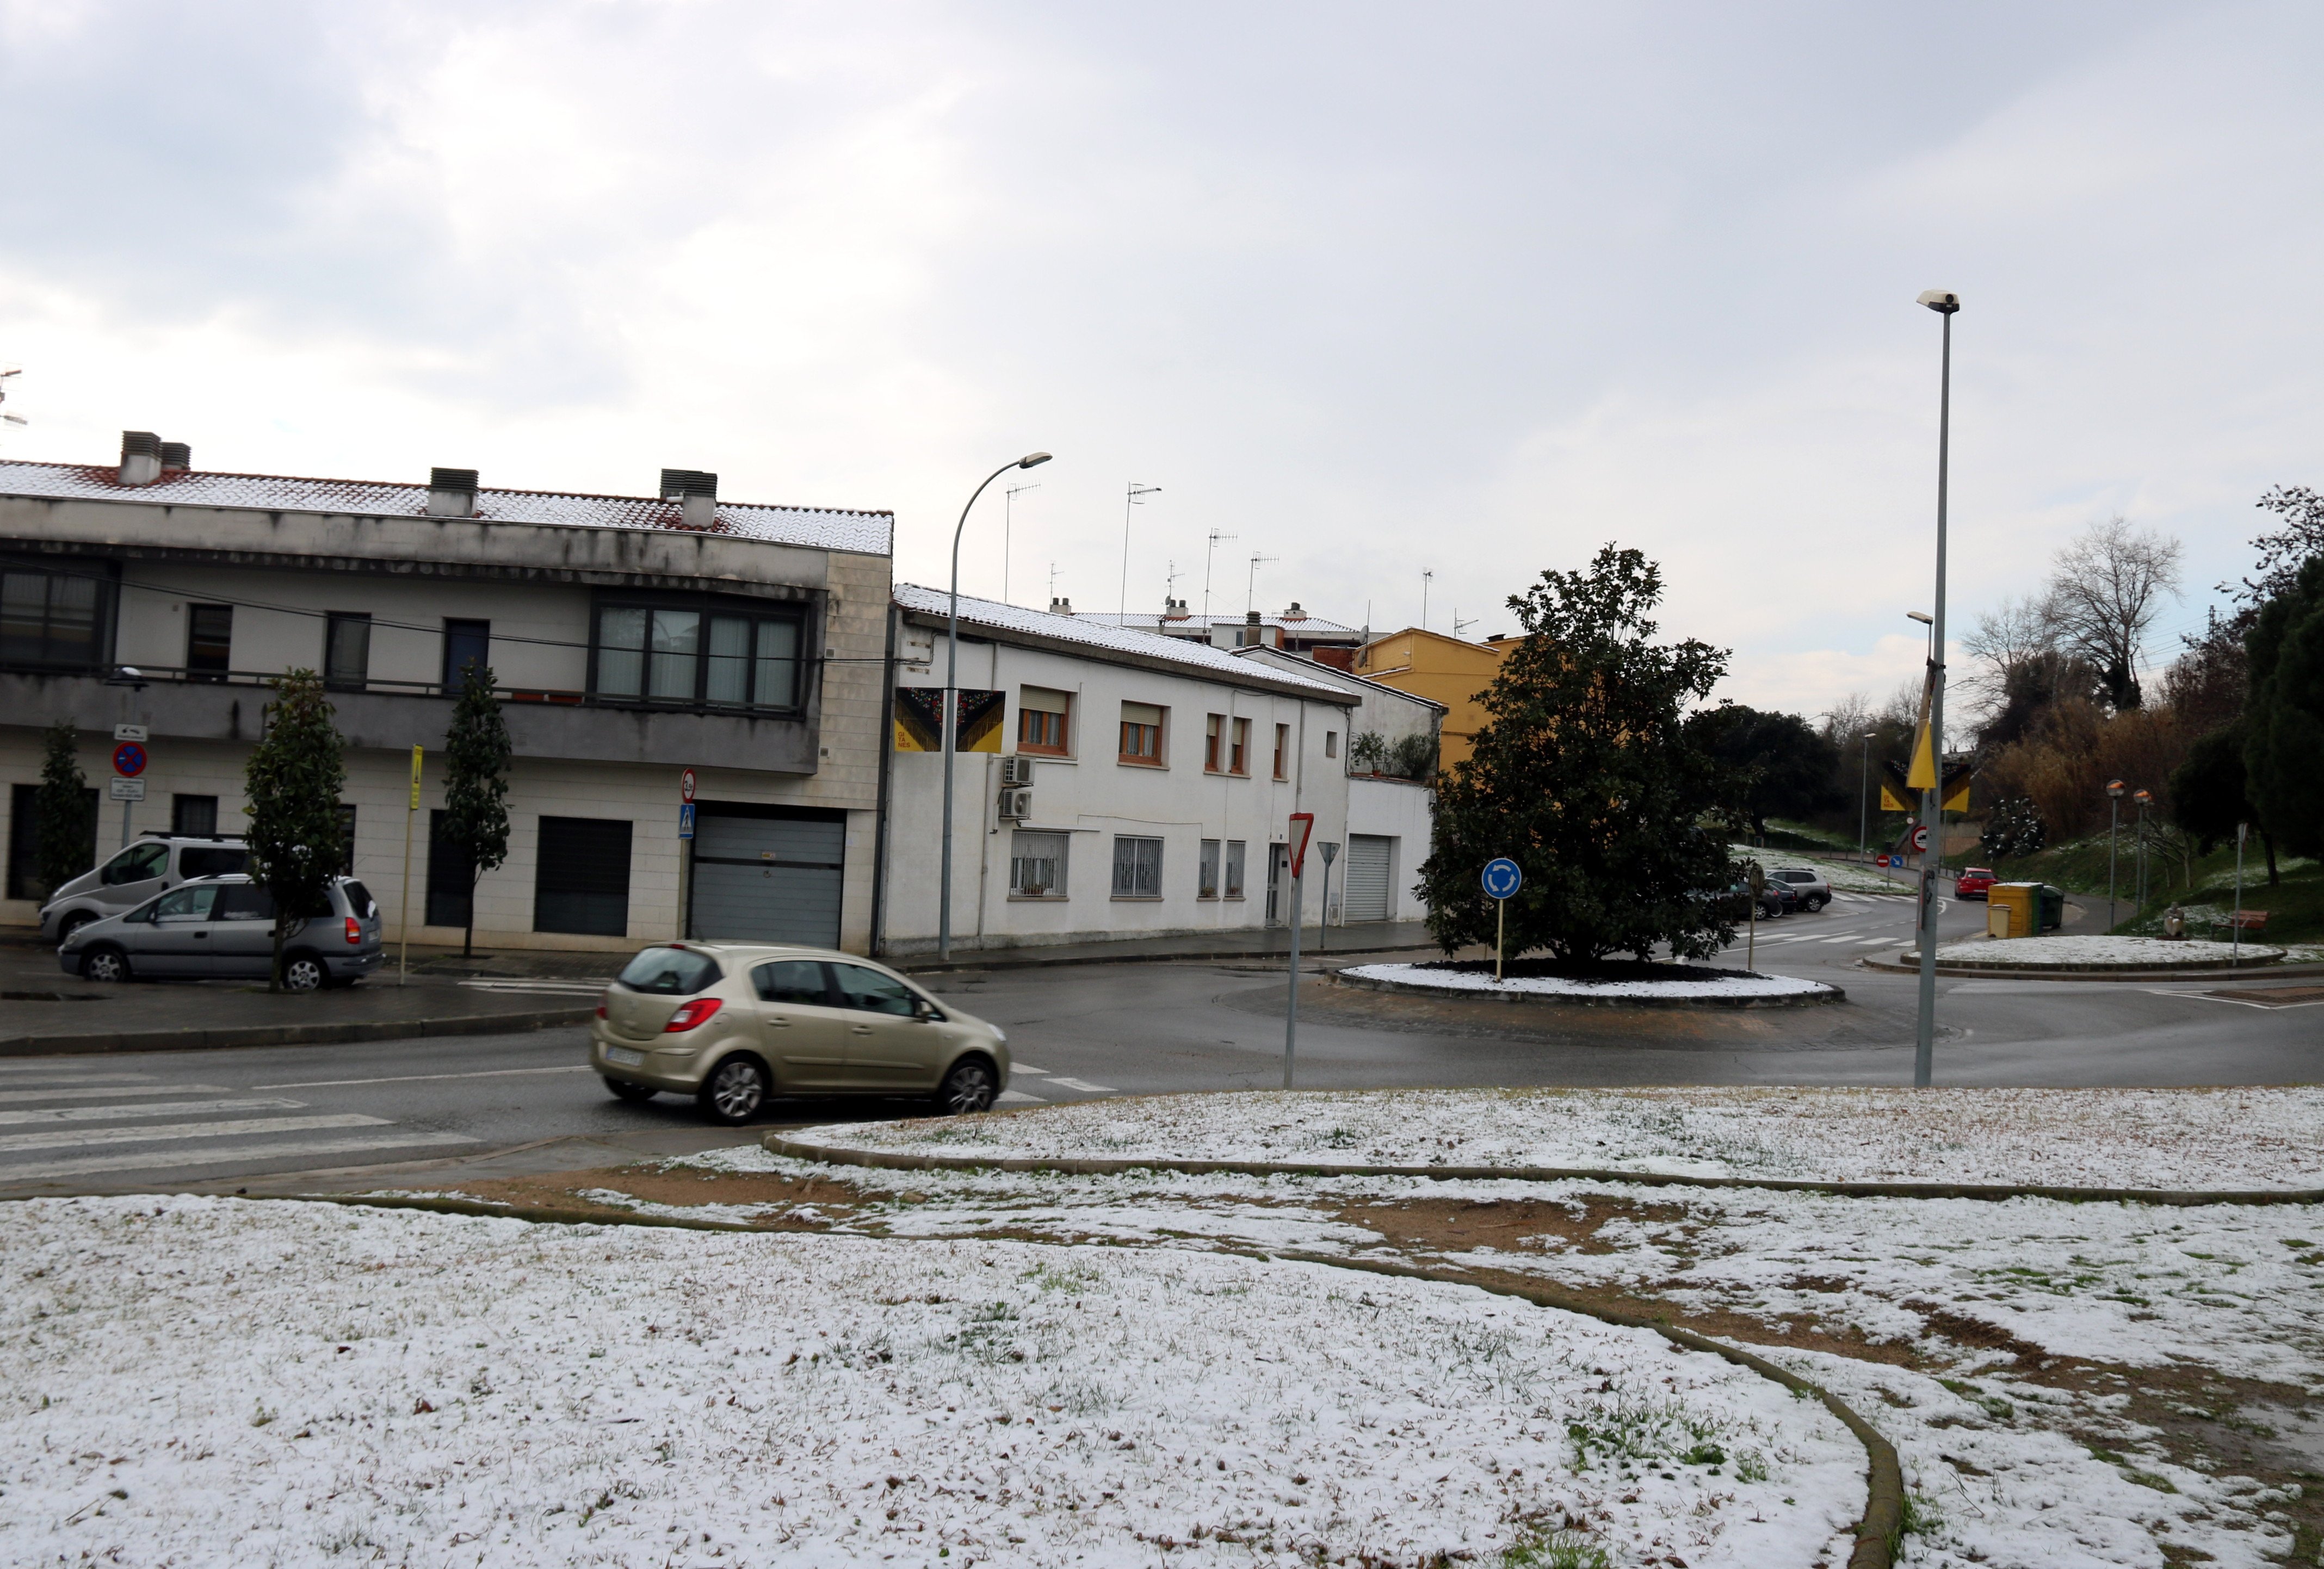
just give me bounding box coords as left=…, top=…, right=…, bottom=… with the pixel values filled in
left=892, top=919, right=1441, bottom=973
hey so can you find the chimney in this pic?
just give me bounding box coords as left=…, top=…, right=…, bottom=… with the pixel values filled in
left=427, top=467, right=479, bottom=519
left=1242, top=608, right=1262, bottom=647
left=1163, top=596, right=1190, bottom=621
left=159, top=442, right=191, bottom=473
left=119, top=431, right=162, bottom=487
left=660, top=468, right=718, bottom=530
left=1282, top=601, right=1307, bottom=621
left=1049, top=597, right=1074, bottom=616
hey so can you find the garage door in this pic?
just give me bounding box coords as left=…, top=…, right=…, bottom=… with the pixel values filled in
left=689, top=809, right=845, bottom=947
left=1343, top=834, right=1394, bottom=922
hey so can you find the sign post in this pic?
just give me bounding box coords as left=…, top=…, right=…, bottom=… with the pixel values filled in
left=1315, top=839, right=1338, bottom=953
left=110, top=739, right=147, bottom=849
left=2233, top=820, right=2247, bottom=968
left=1481, top=858, right=1522, bottom=981
left=399, top=746, right=422, bottom=985
left=1282, top=813, right=1315, bottom=1090
left=676, top=770, right=699, bottom=941
left=1745, top=860, right=1765, bottom=971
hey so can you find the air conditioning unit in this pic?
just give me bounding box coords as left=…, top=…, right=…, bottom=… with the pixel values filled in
left=998, top=787, right=1033, bottom=821
left=999, top=756, right=1036, bottom=787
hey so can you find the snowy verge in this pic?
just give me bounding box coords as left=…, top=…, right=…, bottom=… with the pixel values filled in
left=1920, top=934, right=2286, bottom=969
left=782, top=1084, right=2324, bottom=1190
left=1340, top=962, right=1838, bottom=1002
left=0, top=1196, right=1864, bottom=1568
left=1729, top=844, right=1901, bottom=896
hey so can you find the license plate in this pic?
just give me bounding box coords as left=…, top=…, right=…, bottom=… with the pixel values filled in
left=605, top=1047, right=645, bottom=1068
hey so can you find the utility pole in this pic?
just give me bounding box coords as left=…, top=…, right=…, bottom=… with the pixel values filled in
left=1420, top=570, right=1433, bottom=631
left=1121, top=483, right=1160, bottom=619
left=1911, top=288, right=1960, bottom=1092
left=1002, top=481, right=1040, bottom=605
left=1858, top=731, right=1876, bottom=858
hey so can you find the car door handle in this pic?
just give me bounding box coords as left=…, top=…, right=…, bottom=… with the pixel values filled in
left=193, top=932, right=207, bottom=940
left=850, top=1024, right=874, bottom=1035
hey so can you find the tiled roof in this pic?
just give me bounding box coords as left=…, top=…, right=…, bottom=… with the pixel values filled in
left=1079, top=610, right=1365, bottom=636
left=894, top=584, right=1355, bottom=699
left=0, top=460, right=893, bottom=556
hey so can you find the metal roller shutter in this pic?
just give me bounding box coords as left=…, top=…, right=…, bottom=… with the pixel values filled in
left=535, top=817, right=633, bottom=936
left=1343, top=834, right=1393, bottom=922
left=690, top=809, right=845, bottom=947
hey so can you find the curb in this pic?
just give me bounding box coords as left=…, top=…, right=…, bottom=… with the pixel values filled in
left=761, top=1132, right=2324, bottom=1208
left=232, top=1191, right=1902, bottom=1569
left=0, top=1006, right=594, bottom=1058
left=1332, top=968, right=1845, bottom=1009
left=1859, top=956, right=2321, bottom=982
left=896, top=940, right=1439, bottom=975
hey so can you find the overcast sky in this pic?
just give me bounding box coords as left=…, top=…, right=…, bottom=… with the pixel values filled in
left=4, top=1, right=2317, bottom=716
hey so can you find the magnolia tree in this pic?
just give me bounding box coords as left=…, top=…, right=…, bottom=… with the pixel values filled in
left=35, top=721, right=96, bottom=900
left=1417, top=545, right=1733, bottom=965
left=440, top=660, right=512, bottom=957
left=242, top=671, right=347, bottom=991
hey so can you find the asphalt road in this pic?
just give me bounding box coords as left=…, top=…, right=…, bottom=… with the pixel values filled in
left=2, top=888, right=2316, bottom=1198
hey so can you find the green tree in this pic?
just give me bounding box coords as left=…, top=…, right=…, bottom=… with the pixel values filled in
left=34, top=721, right=96, bottom=900
left=1690, top=703, right=1843, bottom=838
left=2243, top=555, right=2324, bottom=859
left=242, top=670, right=347, bottom=991
left=2171, top=725, right=2277, bottom=884
left=440, top=660, right=512, bottom=958
left=1417, top=545, right=1733, bottom=965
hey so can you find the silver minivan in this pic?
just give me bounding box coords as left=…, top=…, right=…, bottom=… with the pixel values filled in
left=57, top=873, right=384, bottom=991
left=38, top=834, right=249, bottom=942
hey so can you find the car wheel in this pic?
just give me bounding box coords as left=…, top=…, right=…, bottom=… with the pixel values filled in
left=81, top=945, right=132, bottom=983
left=282, top=953, right=326, bottom=993
left=1808, top=895, right=1828, bottom=913
left=935, top=1057, right=998, bottom=1117
left=604, top=1076, right=659, bottom=1103
left=698, top=1056, right=768, bottom=1125
left=58, top=911, right=95, bottom=945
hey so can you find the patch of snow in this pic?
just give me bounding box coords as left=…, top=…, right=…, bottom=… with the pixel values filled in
left=1729, top=845, right=1902, bottom=896
left=1927, top=935, right=2284, bottom=968
left=0, top=1196, right=1864, bottom=1567
left=1345, top=962, right=1837, bottom=999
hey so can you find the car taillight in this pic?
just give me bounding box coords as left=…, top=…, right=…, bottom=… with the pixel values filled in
left=664, top=997, right=724, bottom=1032
left=595, top=1002, right=607, bottom=1019
left=344, top=917, right=362, bottom=945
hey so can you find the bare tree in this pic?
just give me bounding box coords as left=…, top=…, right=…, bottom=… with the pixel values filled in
left=1818, top=691, right=1872, bottom=747
left=2042, top=517, right=2182, bottom=711
left=1959, top=594, right=2056, bottom=714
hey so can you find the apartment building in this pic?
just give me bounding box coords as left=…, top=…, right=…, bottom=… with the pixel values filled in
left=1080, top=600, right=1367, bottom=665
left=1, top=436, right=892, bottom=952
left=879, top=586, right=1355, bottom=954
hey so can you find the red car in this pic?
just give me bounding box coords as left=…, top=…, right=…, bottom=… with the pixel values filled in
left=1956, top=867, right=1997, bottom=900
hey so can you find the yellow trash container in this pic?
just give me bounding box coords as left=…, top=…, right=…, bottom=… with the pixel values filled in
left=1987, top=883, right=2037, bottom=939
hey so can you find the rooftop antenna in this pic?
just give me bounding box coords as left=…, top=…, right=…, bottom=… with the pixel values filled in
left=1002, top=481, right=1040, bottom=605
left=0, top=367, right=24, bottom=432
left=1246, top=551, right=1278, bottom=615
left=1163, top=559, right=1184, bottom=621
left=1421, top=569, right=1434, bottom=631
left=1453, top=607, right=1477, bottom=638
left=1047, top=561, right=1061, bottom=603
left=1202, top=528, right=1238, bottom=622
left=1121, top=483, right=1161, bottom=619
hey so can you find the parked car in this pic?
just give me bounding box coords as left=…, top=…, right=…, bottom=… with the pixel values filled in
left=1766, top=866, right=1831, bottom=912
left=57, top=873, right=382, bottom=991
left=1956, top=867, right=1997, bottom=900
left=39, top=833, right=249, bottom=943
left=1716, top=879, right=1788, bottom=922
left=591, top=942, right=1012, bottom=1125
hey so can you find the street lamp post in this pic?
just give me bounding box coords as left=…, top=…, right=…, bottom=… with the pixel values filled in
left=1912, top=289, right=1958, bottom=1091
left=2133, top=788, right=2153, bottom=913
left=2105, top=778, right=2126, bottom=931
left=941, top=452, right=1053, bottom=962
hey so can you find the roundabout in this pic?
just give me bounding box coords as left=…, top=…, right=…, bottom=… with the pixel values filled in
left=1336, top=959, right=1844, bottom=1008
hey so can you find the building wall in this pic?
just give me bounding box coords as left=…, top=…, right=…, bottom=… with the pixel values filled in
left=881, top=634, right=1353, bottom=953
left=1351, top=628, right=1511, bottom=768
left=1346, top=775, right=1435, bottom=923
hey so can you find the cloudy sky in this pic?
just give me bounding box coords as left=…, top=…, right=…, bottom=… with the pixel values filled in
left=3, top=1, right=2317, bottom=716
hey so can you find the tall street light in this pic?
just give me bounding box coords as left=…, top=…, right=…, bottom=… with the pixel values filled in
left=2105, top=778, right=2126, bottom=930
left=1912, top=288, right=1958, bottom=1090
left=942, top=452, right=1054, bottom=962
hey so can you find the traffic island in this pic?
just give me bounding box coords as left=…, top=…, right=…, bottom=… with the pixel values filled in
left=1861, top=933, right=2297, bottom=979
left=1334, top=958, right=1843, bottom=1007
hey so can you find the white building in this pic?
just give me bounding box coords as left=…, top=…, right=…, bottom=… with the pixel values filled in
left=878, top=586, right=1356, bottom=954
left=1237, top=644, right=1441, bottom=923
left=1079, top=600, right=1367, bottom=659
left=2, top=438, right=893, bottom=953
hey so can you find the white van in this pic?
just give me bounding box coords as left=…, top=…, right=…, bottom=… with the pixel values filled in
left=36, top=833, right=249, bottom=943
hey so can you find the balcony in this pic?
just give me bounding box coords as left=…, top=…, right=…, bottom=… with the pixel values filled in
left=1, top=666, right=820, bottom=774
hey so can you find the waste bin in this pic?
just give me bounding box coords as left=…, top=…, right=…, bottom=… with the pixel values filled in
left=2035, top=884, right=2065, bottom=933
left=1987, top=883, right=2036, bottom=939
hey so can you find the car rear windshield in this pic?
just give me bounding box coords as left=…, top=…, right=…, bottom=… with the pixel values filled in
left=616, top=947, right=724, bottom=995
left=341, top=881, right=377, bottom=918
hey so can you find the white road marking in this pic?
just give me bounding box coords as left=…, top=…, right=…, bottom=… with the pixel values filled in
left=0, top=1097, right=307, bottom=1126
left=253, top=1065, right=596, bottom=1090
left=1045, top=1077, right=1116, bottom=1094
left=0, top=1083, right=239, bottom=1104
left=0, top=1069, right=160, bottom=1081
left=0, top=1113, right=389, bottom=1155
left=996, top=1089, right=1047, bottom=1105
left=1009, top=1065, right=1052, bottom=1076
left=1819, top=935, right=1864, bottom=943
left=458, top=980, right=610, bottom=995
left=0, top=1132, right=480, bottom=1183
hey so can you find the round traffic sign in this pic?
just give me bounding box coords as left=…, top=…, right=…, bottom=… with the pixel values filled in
left=679, top=767, right=697, bottom=803
left=1910, top=825, right=1930, bottom=852
left=112, top=742, right=147, bottom=778
left=1480, top=857, right=1522, bottom=900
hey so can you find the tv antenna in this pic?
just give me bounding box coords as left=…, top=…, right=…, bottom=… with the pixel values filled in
left=1246, top=552, right=1279, bottom=615
left=1202, top=528, right=1238, bottom=622
left=0, top=367, right=24, bottom=432
left=1421, top=569, right=1434, bottom=630
left=1121, top=483, right=1161, bottom=619
left=1047, top=562, right=1061, bottom=604
left=1453, top=607, right=1477, bottom=638
left=1163, top=559, right=1184, bottom=617
left=1003, top=481, right=1040, bottom=605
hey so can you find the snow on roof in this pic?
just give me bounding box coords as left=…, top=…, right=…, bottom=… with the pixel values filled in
left=0, top=459, right=892, bottom=556
left=1079, top=609, right=1365, bottom=635
left=894, top=583, right=1354, bottom=699
left=1231, top=644, right=1449, bottom=710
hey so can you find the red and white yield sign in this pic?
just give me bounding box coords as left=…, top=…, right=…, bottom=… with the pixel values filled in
left=1287, top=812, right=1316, bottom=878
left=679, top=767, right=697, bottom=803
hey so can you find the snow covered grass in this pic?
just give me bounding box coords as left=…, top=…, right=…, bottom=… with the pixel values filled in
left=783, top=1084, right=2324, bottom=1190
left=1729, top=844, right=1901, bottom=896
left=1343, top=962, right=1837, bottom=1001
left=0, top=1195, right=1868, bottom=1568
left=1924, top=934, right=2285, bottom=969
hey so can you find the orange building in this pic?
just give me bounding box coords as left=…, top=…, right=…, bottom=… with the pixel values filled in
left=1351, top=628, right=1524, bottom=768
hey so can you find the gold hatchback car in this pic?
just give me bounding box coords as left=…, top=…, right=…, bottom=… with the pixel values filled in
left=591, top=942, right=1011, bottom=1124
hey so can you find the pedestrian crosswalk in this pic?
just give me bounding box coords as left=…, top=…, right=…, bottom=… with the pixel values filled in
left=0, top=1068, right=477, bottom=1188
